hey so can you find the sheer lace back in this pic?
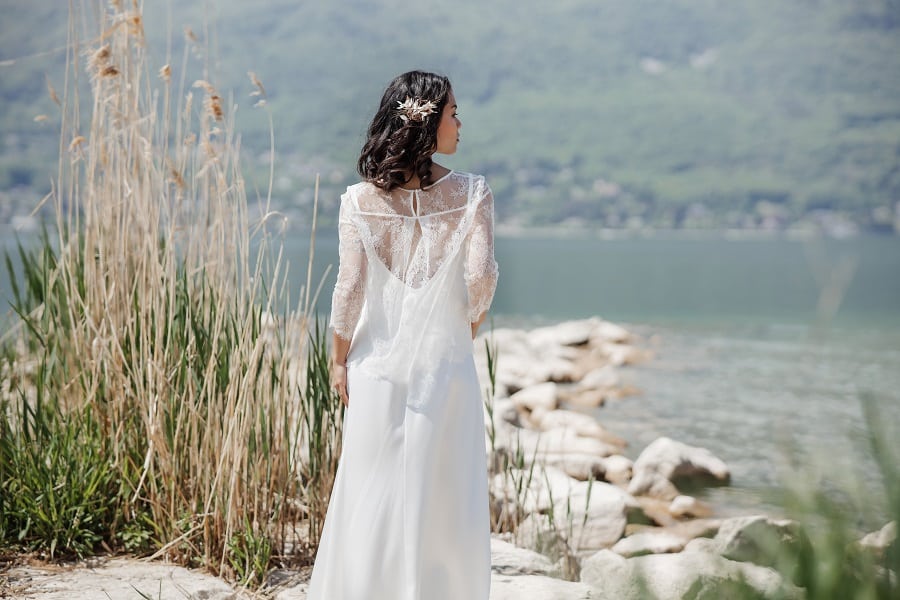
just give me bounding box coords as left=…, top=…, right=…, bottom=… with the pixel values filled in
left=330, top=170, right=498, bottom=340
left=355, top=170, right=472, bottom=289
left=329, top=171, right=499, bottom=409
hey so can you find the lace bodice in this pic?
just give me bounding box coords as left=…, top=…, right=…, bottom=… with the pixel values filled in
left=329, top=170, right=499, bottom=342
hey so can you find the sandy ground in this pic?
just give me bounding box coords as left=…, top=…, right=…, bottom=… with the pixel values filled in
left=2, top=543, right=594, bottom=600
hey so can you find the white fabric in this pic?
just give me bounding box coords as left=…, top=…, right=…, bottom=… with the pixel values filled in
left=308, top=170, right=498, bottom=600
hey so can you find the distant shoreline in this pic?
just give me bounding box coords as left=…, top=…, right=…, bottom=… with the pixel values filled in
left=3, top=219, right=898, bottom=241
left=493, top=224, right=890, bottom=241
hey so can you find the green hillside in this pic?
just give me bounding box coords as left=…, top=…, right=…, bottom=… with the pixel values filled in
left=1, top=0, right=899, bottom=232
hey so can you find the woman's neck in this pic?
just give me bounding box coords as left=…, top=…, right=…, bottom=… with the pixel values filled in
left=400, top=163, right=450, bottom=190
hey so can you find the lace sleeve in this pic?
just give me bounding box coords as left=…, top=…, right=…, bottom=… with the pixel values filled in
left=465, top=178, right=499, bottom=323
left=329, top=192, right=367, bottom=341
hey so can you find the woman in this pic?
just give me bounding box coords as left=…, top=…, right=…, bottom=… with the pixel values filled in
left=307, top=71, right=499, bottom=600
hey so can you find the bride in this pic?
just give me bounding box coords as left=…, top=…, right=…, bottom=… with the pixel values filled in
left=306, top=70, right=499, bottom=600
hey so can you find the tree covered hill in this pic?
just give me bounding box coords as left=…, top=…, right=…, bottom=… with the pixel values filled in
left=1, top=0, right=899, bottom=232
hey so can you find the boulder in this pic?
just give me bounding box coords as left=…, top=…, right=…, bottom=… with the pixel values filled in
left=597, top=342, right=644, bottom=367
left=628, top=437, right=730, bottom=500
left=611, top=530, right=689, bottom=557
left=484, top=397, right=521, bottom=431
left=555, top=481, right=629, bottom=551
left=632, top=477, right=681, bottom=504
left=494, top=354, right=546, bottom=393
left=481, top=327, right=531, bottom=356
left=581, top=549, right=803, bottom=600
left=491, top=465, right=578, bottom=514
left=667, top=518, right=722, bottom=540
left=539, top=453, right=631, bottom=484
left=275, top=582, right=309, bottom=600
left=490, top=572, right=594, bottom=600
left=559, top=387, right=607, bottom=409
left=513, top=513, right=572, bottom=558
left=6, top=558, right=248, bottom=600
left=538, top=453, right=606, bottom=481
left=859, top=521, right=897, bottom=557
left=510, top=382, right=559, bottom=412
left=669, top=494, right=713, bottom=519
left=527, top=408, right=625, bottom=448
left=512, top=478, right=629, bottom=552
left=599, top=455, right=633, bottom=485
left=527, top=319, right=597, bottom=348
left=579, top=365, right=621, bottom=390
left=590, top=320, right=632, bottom=344
left=532, top=356, right=579, bottom=384
left=689, top=515, right=804, bottom=568
left=502, top=425, right=621, bottom=460
left=613, top=519, right=722, bottom=558
left=634, top=496, right=680, bottom=527
left=490, top=537, right=558, bottom=577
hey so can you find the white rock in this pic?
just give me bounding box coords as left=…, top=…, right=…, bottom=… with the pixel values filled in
left=6, top=558, right=248, bottom=600
left=539, top=428, right=621, bottom=458
left=581, top=549, right=803, bottom=599
left=532, top=356, right=579, bottom=383
left=590, top=320, right=632, bottom=344
left=707, top=515, right=803, bottom=566
left=490, top=572, right=594, bottom=600
left=554, top=481, right=629, bottom=551
left=490, top=537, right=558, bottom=576
left=683, top=536, right=722, bottom=554
left=538, top=453, right=605, bottom=481
left=669, top=494, right=713, bottom=518
left=611, top=530, right=688, bottom=557
left=494, top=398, right=521, bottom=424
left=501, top=473, right=629, bottom=552
left=538, top=452, right=634, bottom=485
left=509, top=382, right=559, bottom=411
left=276, top=582, right=309, bottom=600
left=558, top=387, right=607, bottom=409
left=480, top=328, right=532, bottom=356
left=628, top=472, right=680, bottom=501
left=628, top=437, right=730, bottom=500
left=527, top=319, right=597, bottom=348
left=599, top=455, right=634, bottom=485
left=278, top=551, right=595, bottom=600
left=667, top=518, right=723, bottom=540
left=579, top=365, right=621, bottom=390
left=860, top=521, right=897, bottom=554
left=513, top=513, right=570, bottom=554
left=499, top=425, right=621, bottom=461
left=546, top=344, right=583, bottom=361
left=528, top=407, right=616, bottom=442
left=495, top=354, right=547, bottom=391
left=491, top=465, right=577, bottom=514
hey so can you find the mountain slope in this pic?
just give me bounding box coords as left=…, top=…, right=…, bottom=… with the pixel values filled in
left=1, top=0, right=898, bottom=231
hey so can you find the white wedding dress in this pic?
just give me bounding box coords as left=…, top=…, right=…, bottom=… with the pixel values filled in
left=307, top=170, right=499, bottom=600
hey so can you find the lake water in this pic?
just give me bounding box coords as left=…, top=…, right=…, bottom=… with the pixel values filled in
left=3, top=228, right=899, bottom=519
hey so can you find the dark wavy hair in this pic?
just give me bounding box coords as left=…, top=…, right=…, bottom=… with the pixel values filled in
left=358, top=71, right=453, bottom=191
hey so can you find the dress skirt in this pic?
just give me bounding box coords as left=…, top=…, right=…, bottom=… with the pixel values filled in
left=306, top=356, right=492, bottom=600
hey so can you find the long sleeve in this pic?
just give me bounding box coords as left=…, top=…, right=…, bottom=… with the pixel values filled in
left=329, top=192, right=367, bottom=341
left=464, top=178, right=499, bottom=323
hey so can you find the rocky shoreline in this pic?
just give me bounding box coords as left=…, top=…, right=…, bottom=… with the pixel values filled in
left=4, top=318, right=895, bottom=599
left=473, top=317, right=805, bottom=598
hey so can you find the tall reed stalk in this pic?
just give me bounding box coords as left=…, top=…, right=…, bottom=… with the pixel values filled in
left=0, top=0, right=343, bottom=585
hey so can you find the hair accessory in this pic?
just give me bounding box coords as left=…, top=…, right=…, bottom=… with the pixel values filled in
left=396, top=97, right=438, bottom=122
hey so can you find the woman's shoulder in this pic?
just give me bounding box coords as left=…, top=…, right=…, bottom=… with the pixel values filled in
left=441, top=170, right=490, bottom=195
left=444, top=170, right=485, bottom=182
left=345, top=180, right=379, bottom=195
left=342, top=180, right=389, bottom=205
left=449, top=171, right=491, bottom=200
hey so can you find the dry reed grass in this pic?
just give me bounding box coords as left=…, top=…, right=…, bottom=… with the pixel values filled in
left=1, top=0, right=343, bottom=586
